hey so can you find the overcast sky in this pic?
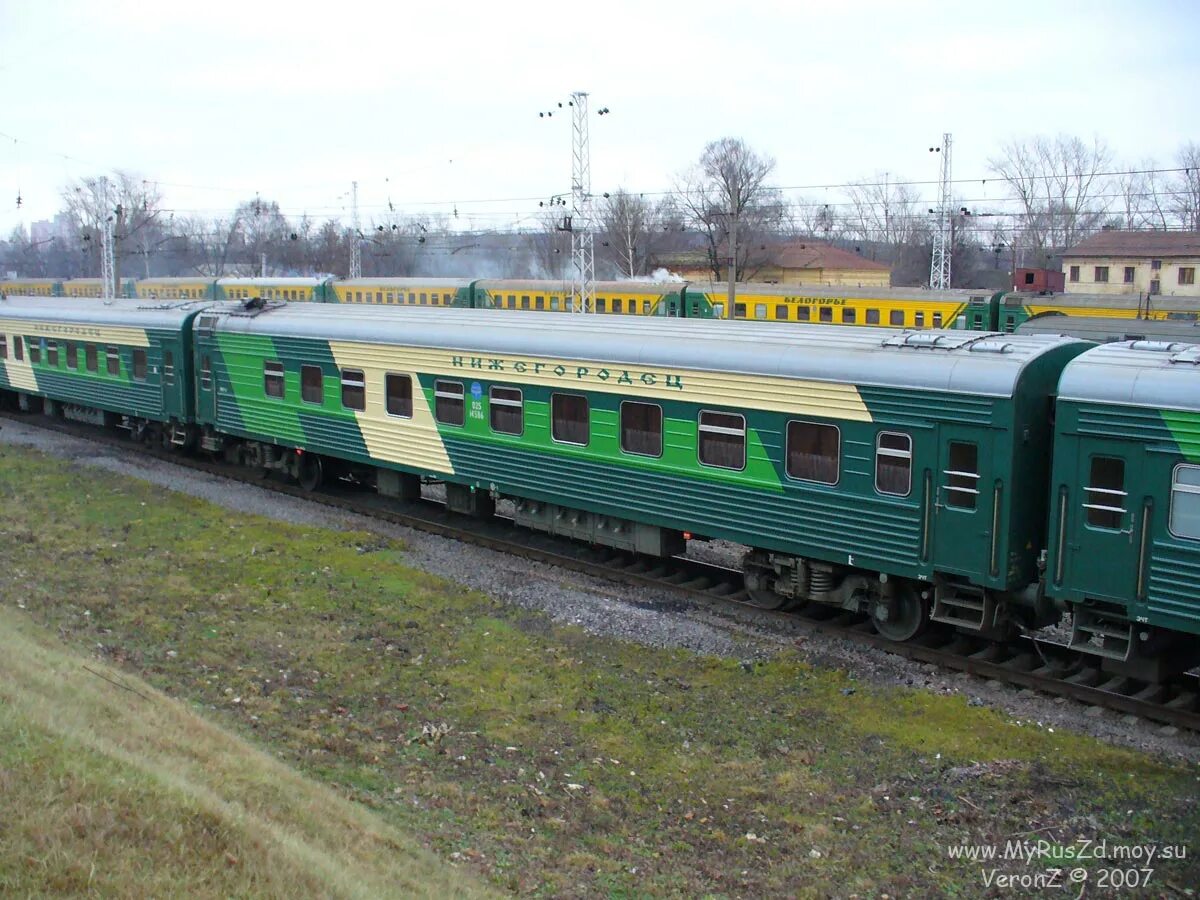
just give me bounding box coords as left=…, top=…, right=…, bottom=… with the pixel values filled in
left=2, top=0, right=1197, bottom=237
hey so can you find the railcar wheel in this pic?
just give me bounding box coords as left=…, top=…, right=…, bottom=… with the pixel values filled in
left=744, top=586, right=790, bottom=610
left=297, top=453, right=324, bottom=492
left=870, top=585, right=929, bottom=642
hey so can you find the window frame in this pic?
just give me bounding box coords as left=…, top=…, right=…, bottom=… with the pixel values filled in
left=874, top=431, right=913, bottom=497
left=340, top=368, right=365, bottom=411
left=488, top=385, right=524, bottom=436
left=1083, top=455, right=1127, bottom=530
left=697, top=409, right=747, bottom=472
left=785, top=420, right=840, bottom=486
left=1069, top=265, right=1080, bottom=282
left=85, top=343, right=97, bottom=372
left=1169, top=463, right=1200, bottom=541
left=300, top=363, right=324, bottom=405
left=1094, top=265, right=1109, bottom=283
left=434, top=379, right=464, bottom=426
left=264, top=360, right=285, bottom=399
left=384, top=372, right=413, bottom=419
left=0, top=335, right=6, bottom=360
left=943, top=441, right=980, bottom=510
left=550, top=392, right=590, bottom=446
left=619, top=400, right=663, bottom=459
left=1180, top=267, right=1196, bottom=286
left=46, top=340, right=58, bottom=367
left=132, top=348, right=147, bottom=380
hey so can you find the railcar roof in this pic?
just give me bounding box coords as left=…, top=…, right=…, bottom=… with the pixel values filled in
left=1058, top=340, right=1200, bottom=412
left=687, top=283, right=994, bottom=301
left=0, top=296, right=235, bottom=328
left=474, top=279, right=682, bottom=293
left=212, top=304, right=1085, bottom=398
left=337, top=277, right=471, bottom=287
left=1005, top=292, right=1200, bottom=312
left=216, top=277, right=326, bottom=286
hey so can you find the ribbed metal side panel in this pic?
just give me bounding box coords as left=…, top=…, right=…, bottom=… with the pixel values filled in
left=1075, top=404, right=1174, bottom=442
left=35, top=372, right=163, bottom=420
left=444, top=438, right=923, bottom=571
left=858, top=387, right=995, bottom=426
left=1147, top=543, right=1200, bottom=632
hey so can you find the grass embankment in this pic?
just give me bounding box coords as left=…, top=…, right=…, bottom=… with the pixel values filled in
left=1, top=443, right=1197, bottom=897
left=0, top=602, right=494, bottom=898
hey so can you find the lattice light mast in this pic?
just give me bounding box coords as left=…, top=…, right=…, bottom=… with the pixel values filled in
left=99, top=176, right=116, bottom=300
left=570, top=91, right=595, bottom=313
left=349, top=180, right=362, bottom=280
left=929, top=133, right=953, bottom=290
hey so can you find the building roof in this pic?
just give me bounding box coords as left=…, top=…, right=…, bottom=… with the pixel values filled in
left=1063, top=230, right=1200, bottom=259
left=768, top=241, right=890, bottom=271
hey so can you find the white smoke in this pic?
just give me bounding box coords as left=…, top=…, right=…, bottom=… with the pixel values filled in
left=630, top=268, right=685, bottom=283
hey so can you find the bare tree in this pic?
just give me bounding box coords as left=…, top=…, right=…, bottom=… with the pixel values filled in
left=62, top=172, right=163, bottom=288
left=988, top=135, right=1113, bottom=255
left=1175, top=142, right=1200, bottom=231
left=596, top=189, right=682, bottom=278
left=677, top=138, right=781, bottom=284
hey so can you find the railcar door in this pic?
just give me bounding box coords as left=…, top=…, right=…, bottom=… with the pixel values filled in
left=1061, top=447, right=1142, bottom=603
left=193, top=315, right=218, bottom=424
left=931, top=426, right=994, bottom=578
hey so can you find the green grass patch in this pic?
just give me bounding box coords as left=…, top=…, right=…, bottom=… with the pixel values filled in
left=2, top=443, right=1198, bottom=897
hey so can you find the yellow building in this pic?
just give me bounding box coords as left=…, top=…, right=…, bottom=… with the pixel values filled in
left=1061, top=230, right=1200, bottom=297
left=652, top=240, right=891, bottom=287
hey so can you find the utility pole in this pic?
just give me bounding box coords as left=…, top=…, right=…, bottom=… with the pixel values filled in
left=99, top=176, right=116, bottom=300
left=349, top=180, right=362, bottom=279
left=726, top=212, right=737, bottom=319
left=929, top=133, right=953, bottom=290
left=570, top=91, right=594, bottom=313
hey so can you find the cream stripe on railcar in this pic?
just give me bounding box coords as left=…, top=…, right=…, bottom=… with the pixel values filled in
left=332, top=341, right=873, bottom=425
left=0, top=318, right=151, bottom=348
left=2, top=343, right=38, bottom=391
left=328, top=342, right=456, bottom=474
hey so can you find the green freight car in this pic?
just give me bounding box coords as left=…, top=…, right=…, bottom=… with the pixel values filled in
left=1046, top=339, right=1200, bottom=679
left=192, top=305, right=1089, bottom=640
left=0, top=296, right=220, bottom=444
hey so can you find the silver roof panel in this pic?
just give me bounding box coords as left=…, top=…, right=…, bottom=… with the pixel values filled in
left=1058, top=340, right=1200, bottom=412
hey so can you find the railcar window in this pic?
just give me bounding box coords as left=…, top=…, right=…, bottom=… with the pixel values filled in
left=301, top=365, right=323, bottom=404
left=933, top=312, right=944, bottom=328
left=866, top=308, right=880, bottom=325
left=551, top=298, right=561, bottom=311
left=132, top=349, right=147, bottom=380
left=200, top=356, right=211, bottom=390
left=889, top=310, right=904, bottom=326
left=915, top=312, right=926, bottom=328
left=734, top=303, right=746, bottom=319
left=612, top=298, right=622, bottom=313
left=435, top=380, right=464, bottom=426
left=0, top=335, right=6, bottom=359
left=551, top=393, right=589, bottom=446
left=944, top=442, right=979, bottom=510
left=642, top=300, right=651, bottom=314
left=595, top=298, right=605, bottom=313
left=67, top=342, right=78, bottom=369
left=1170, top=465, right=1200, bottom=539
left=796, top=307, right=810, bottom=321
left=819, top=307, right=832, bottom=323
left=385, top=374, right=413, bottom=418
left=420, top=293, right=428, bottom=305
left=1084, top=456, right=1126, bottom=529
left=699, top=411, right=746, bottom=471
left=489, top=386, right=523, bottom=436
left=106, top=345, right=121, bottom=375
left=521, top=296, right=530, bottom=310
left=775, top=304, right=789, bottom=320
left=875, top=432, right=912, bottom=497
left=386, top=292, right=395, bottom=303
left=47, top=341, right=58, bottom=367
left=843, top=308, right=857, bottom=324
left=626, top=301, right=635, bottom=314
left=620, top=401, right=662, bottom=457
left=754, top=304, right=767, bottom=320
left=340, top=369, right=365, bottom=410
left=507, top=295, right=516, bottom=308
left=28, top=340, right=40, bottom=364
left=163, top=350, right=173, bottom=384
left=786, top=421, right=840, bottom=484
left=264, top=361, right=285, bottom=398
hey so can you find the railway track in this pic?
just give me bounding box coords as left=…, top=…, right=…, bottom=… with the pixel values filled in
left=4, top=407, right=1199, bottom=734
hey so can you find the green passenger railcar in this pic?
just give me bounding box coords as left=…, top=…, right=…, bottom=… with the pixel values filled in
left=0, top=297, right=216, bottom=442
left=193, top=306, right=1089, bottom=638
left=1046, top=340, right=1200, bottom=678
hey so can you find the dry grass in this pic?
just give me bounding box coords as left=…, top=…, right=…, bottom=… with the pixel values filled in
left=0, top=604, right=497, bottom=899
